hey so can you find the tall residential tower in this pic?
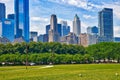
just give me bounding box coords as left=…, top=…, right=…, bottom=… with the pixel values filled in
left=73, top=14, right=81, bottom=36
left=15, top=0, right=30, bottom=42
left=49, top=14, right=60, bottom=42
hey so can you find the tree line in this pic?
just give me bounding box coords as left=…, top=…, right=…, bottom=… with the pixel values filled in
left=0, top=42, right=85, bottom=55
left=0, top=42, right=120, bottom=65
left=0, top=53, right=92, bottom=65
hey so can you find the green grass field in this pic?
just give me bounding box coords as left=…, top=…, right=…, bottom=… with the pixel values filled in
left=0, top=64, right=120, bottom=80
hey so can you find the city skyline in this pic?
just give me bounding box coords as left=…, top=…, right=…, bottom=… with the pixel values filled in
left=0, top=0, right=120, bottom=37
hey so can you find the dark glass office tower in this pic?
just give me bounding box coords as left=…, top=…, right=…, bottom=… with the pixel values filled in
left=0, top=3, right=6, bottom=21
left=98, top=8, right=113, bottom=42
left=15, top=0, right=29, bottom=42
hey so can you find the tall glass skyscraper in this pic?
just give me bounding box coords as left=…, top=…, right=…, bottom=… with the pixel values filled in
left=0, top=3, right=6, bottom=21
left=15, top=0, right=29, bottom=42
left=98, top=8, right=113, bottom=42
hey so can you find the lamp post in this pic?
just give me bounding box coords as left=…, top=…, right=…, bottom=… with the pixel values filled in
left=52, top=49, right=54, bottom=65
left=25, top=44, right=29, bottom=69
left=49, top=49, right=54, bottom=65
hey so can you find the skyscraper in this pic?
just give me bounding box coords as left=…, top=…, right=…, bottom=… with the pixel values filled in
left=49, top=14, right=60, bottom=42
left=87, top=26, right=98, bottom=35
left=46, top=25, right=50, bottom=34
left=15, top=0, right=29, bottom=42
left=0, top=19, right=14, bottom=42
left=73, top=14, right=81, bottom=36
left=0, top=3, right=6, bottom=21
left=0, top=22, right=2, bottom=37
left=57, top=24, right=62, bottom=36
left=79, top=33, right=97, bottom=47
left=30, top=31, right=38, bottom=39
left=98, top=8, right=113, bottom=42
left=46, top=24, right=61, bottom=36
left=7, top=14, right=15, bottom=20
left=61, top=21, right=70, bottom=37
left=61, top=32, right=78, bottom=44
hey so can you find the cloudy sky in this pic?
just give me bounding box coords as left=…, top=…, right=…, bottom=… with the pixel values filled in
left=0, top=0, right=120, bottom=37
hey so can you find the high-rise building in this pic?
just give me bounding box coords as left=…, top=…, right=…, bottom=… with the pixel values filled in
left=46, top=24, right=61, bottom=42
left=7, top=14, right=15, bottom=20
left=38, top=35, right=44, bottom=42
left=15, top=0, right=30, bottom=42
left=61, top=21, right=70, bottom=37
left=0, top=3, right=6, bottom=21
left=29, top=31, right=38, bottom=42
left=38, top=34, right=48, bottom=42
left=46, top=24, right=61, bottom=36
left=46, top=25, right=50, bottom=34
left=30, top=31, right=38, bottom=39
left=49, top=14, right=60, bottom=42
left=73, top=14, right=81, bottom=36
left=87, top=26, right=98, bottom=35
left=0, top=21, right=2, bottom=37
left=114, top=37, right=120, bottom=42
left=98, top=8, right=113, bottom=42
left=79, top=33, right=97, bottom=47
left=43, top=34, right=48, bottom=42
left=61, top=32, right=78, bottom=44
left=0, top=19, right=14, bottom=42
left=57, top=24, right=62, bottom=36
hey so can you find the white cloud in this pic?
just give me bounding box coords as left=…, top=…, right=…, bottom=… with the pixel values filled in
left=31, top=17, right=49, bottom=22
left=30, top=17, right=50, bottom=34
left=48, top=0, right=94, bottom=10
left=83, top=14, right=96, bottom=19
left=102, top=2, right=120, bottom=19
left=81, top=22, right=89, bottom=33
left=48, top=0, right=120, bottom=20
left=0, top=0, right=11, bottom=2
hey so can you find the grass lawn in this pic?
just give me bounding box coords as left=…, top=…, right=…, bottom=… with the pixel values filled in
left=0, top=64, right=120, bottom=80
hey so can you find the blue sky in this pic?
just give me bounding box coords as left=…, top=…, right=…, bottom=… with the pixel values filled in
left=0, top=0, right=120, bottom=37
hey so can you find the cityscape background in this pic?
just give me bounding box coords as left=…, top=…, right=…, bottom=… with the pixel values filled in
left=0, top=0, right=120, bottom=36
left=0, top=0, right=120, bottom=47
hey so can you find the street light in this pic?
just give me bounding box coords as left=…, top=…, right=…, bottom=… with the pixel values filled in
left=25, top=44, right=29, bottom=69
left=49, top=49, right=54, bottom=65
